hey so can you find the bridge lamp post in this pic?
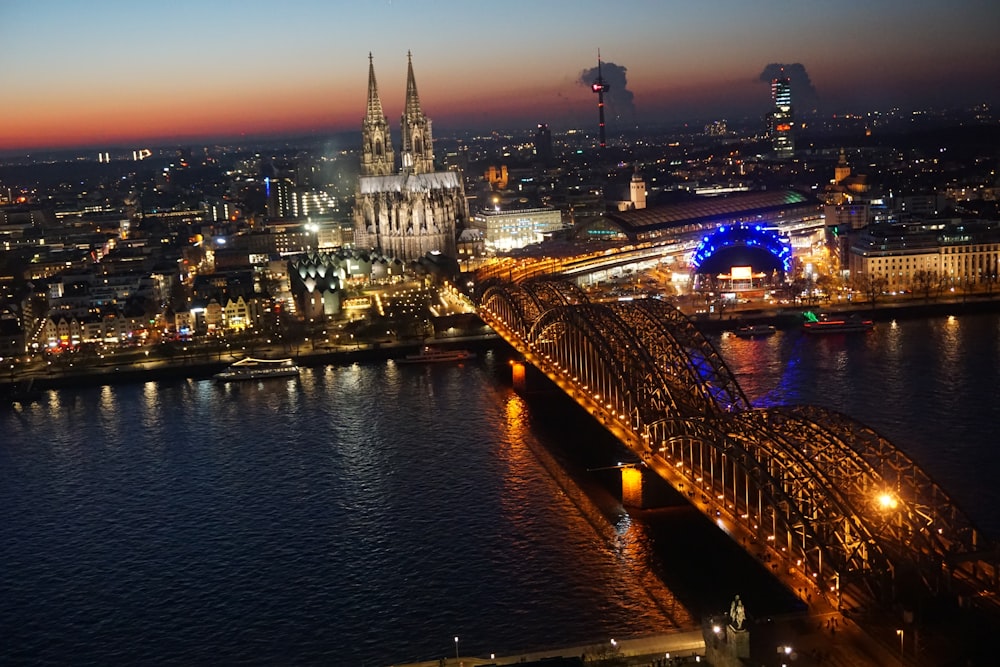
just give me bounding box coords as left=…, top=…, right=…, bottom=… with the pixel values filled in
left=877, top=492, right=899, bottom=511
left=454, top=636, right=459, bottom=663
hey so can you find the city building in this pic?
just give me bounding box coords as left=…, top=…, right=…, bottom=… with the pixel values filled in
left=533, top=123, right=553, bottom=167
left=824, top=149, right=873, bottom=233
left=628, top=166, right=647, bottom=211
left=471, top=207, right=564, bottom=253
left=768, top=76, right=794, bottom=159
left=847, top=220, right=1000, bottom=290
left=352, top=53, right=469, bottom=262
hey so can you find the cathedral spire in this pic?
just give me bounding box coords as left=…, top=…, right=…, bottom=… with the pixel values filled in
left=365, top=52, right=386, bottom=122
left=360, top=53, right=394, bottom=177
left=403, top=51, right=422, bottom=120
left=399, top=51, right=435, bottom=174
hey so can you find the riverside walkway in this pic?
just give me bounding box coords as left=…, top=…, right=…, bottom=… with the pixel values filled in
left=387, top=630, right=706, bottom=667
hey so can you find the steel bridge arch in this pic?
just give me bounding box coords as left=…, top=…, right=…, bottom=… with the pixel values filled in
left=530, top=302, right=695, bottom=428
left=614, top=298, right=751, bottom=413
left=476, top=279, right=994, bottom=608
left=479, top=280, right=588, bottom=341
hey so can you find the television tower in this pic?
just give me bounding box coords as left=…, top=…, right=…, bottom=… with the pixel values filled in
left=591, top=50, right=610, bottom=149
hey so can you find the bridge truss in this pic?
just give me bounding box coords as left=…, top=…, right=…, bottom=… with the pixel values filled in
left=478, top=278, right=997, bottom=610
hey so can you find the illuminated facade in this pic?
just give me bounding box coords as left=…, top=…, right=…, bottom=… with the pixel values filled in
left=353, top=53, right=468, bottom=262
left=847, top=222, right=1000, bottom=289
left=471, top=207, right=564, bottom=252
left=769, top=77, right=794, bottom=159
left=628, top=168, right=646, bottom=210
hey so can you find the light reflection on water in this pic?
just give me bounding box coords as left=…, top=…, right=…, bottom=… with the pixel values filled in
left=3, top=313, right=998, bottom=665
left=710, top=312, right=1000, bottom=535
left=1, top=351, right=691, bottom=666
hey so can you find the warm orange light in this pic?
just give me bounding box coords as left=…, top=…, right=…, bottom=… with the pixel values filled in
left=622, top=466, right=643, bottom=507
left=731, top=265, right=752, bottom=280
left=877, top=492, right=898, bottom=510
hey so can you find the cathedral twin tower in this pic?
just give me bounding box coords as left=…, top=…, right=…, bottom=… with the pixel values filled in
left=353, top=53, right=468, bottom=263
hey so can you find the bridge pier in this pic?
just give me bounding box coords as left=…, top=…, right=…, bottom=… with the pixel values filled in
left=621, top=465, right=643, bottom=508
left=620, top=464, right=683, bottom=510
left=511, top=360, right=527, bottom=393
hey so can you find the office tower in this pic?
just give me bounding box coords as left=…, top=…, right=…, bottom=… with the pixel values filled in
left=769, top=76, right=794, bottom=159
left=533, top=123, right=553, bottom=167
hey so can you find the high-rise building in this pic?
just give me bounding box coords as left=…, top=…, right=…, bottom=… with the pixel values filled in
left=353, top=53, right=469, bottom=262
left=533, top=124, right=552, bottom=167
left=266, top=177, right=295, bottom=219
left=768, top=76, right=794, bottom=159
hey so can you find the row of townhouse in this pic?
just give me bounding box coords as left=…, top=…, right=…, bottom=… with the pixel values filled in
left=173, top=294, right=270, bottom=337
left=42, top=311, right=152, bottom=349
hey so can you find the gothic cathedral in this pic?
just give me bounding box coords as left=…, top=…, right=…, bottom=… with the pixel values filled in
left=353, top=53, right=468, bottom=262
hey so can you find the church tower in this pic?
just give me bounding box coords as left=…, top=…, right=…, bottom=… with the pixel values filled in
left=629, top=165, right=647, bottom=210
left=834, top=148, right=851, bottom=184
left=353, top=53, right=467, bottom=263
left=360, top=54, right=394, bottom=177
left=399, top=52, right=435, bottom=175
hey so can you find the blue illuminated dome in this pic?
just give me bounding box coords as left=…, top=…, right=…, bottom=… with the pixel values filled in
left=691, top=223, right=792, bottom=275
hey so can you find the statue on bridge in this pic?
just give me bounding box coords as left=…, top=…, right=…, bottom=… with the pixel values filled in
left=729, top=594, right=746, bottom=631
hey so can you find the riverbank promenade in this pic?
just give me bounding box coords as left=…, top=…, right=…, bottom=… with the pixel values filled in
left=387, top=630, right=705, bottom=667
left=0, top=333, right=501, bottom=393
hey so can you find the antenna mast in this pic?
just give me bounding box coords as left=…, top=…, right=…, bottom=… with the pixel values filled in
left=591, top=49, right=611, bottom=149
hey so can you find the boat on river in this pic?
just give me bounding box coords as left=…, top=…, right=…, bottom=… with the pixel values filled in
left=213, top=357, right=300, bottom=381
left=3, top=378, right=43, bottom=406
left=733, top=324, right=776, bottom=338
left=802, top=313, right=874, bottom=334
left=397, top=346, right=475, bottom=364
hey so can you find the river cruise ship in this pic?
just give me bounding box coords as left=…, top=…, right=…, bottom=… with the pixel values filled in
left=398, top=347, right=475, bottom=364
left=213, top=357, right=300, bottom=381
left=802, top=313, right=874, bottom=334
left=734, top=324, right=777, bottom=338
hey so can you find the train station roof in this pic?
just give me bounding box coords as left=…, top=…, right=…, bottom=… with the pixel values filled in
left=604, top=190, right=817, bottom=236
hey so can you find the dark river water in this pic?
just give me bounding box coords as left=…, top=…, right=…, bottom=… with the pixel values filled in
left=2, top=312, right=997, bottom=666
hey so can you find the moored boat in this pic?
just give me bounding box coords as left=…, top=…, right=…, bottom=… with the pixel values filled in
left=3, top=378, right=43, bottom=406
left=213, top=357, right=300, bottom=381
left=734, top=324, right=776, bottom=338
left=397, top=346, right=475, bottom=364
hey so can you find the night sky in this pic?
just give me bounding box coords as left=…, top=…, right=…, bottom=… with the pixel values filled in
left=2, top=0, right=998, bottom=151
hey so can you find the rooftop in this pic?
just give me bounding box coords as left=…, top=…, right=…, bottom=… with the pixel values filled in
left=604, top=190, right=817, bottom=235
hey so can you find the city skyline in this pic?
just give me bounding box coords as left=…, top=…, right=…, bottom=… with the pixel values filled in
left=2, top=0, right=998, bottom=152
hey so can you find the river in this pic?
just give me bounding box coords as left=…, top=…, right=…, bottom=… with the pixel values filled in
left=1, top=312, right=997, bottom=665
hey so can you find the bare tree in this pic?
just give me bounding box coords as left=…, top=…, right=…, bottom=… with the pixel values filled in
left=852, top=272, right=887, bottom=307
left=913, top=270, right=938, bottom=302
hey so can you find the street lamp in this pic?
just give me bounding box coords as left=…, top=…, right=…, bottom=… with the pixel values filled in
left=454, top=636, right=459, bottom=663
left=897, top=628, right=904, bottom=659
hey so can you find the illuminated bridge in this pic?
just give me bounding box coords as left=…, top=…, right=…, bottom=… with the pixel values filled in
left=476, top=278, right=998, bottom=614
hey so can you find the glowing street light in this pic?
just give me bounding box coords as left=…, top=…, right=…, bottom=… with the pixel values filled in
left=878, top=492, right=899, bottom=510
left=454, top=636, right=459, bottom=663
